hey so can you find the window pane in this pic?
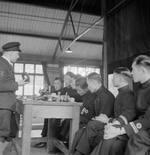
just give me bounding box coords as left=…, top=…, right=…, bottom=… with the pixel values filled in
left=15, top=74, right=23, bottom=95
left=14, top=63, right=23, bottom=73
left=24, top=75, right=34, bottom=95
left=64, top=66, right=100, bottom=77
left=25, top=64, right=34, bottom=74
left=95, top=68, right=100, bottom=74
left=36, top=65, right=43, bottom=74
left=34, top=76, right=44, bottom=96
left=64, top=66, right=68, bottom=74
left=78, top=67, right=86, bottom=76
left=70, top=66, right=78, bottom=74
left=85, top=67, right=93, bottom=75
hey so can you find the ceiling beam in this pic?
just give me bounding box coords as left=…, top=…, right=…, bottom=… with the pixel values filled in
left=3, top=0, right=101, bottom=16
left=107, top=0, right=133, bottom=16
left=0, top=31, right=102, bottom=45
left=18, top=53, right=101, bottom=67
left=69, top=13, right=77, bottom=37
left=52, top=0, right=79, bottom=60
left=65, top=17, right=103, bottom=51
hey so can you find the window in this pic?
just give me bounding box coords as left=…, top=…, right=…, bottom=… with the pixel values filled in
left=14, top=63, right=44, bottom=96
left=63, top=65, right=100, bottom=76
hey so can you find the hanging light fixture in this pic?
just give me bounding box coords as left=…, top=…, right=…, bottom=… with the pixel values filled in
left=65, top=47, right=72, bottom=54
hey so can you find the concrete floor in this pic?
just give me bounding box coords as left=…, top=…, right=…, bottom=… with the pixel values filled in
left=30, top=147, right=63, bottom=155
left=18, top=129, right=65, bottom=155
left=31, top=139, right=64, bottom=155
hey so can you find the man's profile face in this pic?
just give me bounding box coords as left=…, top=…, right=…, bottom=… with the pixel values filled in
left=54, top=80, right=62, bottom=91
left=131, top=62, right=142, bottom=83
left=112, top=73, right=121, bottom=87
left=87, top=79, right=96, bottom=93
left=10, top=51, right=20, bottom=63
left=64, top=75, right=72, bottom=87
left=76, top=86, right=85, bottom=96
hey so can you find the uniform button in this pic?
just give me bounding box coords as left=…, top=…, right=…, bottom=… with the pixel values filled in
left=136, top=123, right=142, bottom=129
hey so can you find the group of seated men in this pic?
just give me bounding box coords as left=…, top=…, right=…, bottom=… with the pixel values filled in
left=0, top=42, right=150, bottom=155
left=36, top=54, right=150, bottom=155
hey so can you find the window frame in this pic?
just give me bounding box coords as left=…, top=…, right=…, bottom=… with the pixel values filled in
left=63, top=65, right=100, bottom=76
left=14, top=62, right=44, bottom=96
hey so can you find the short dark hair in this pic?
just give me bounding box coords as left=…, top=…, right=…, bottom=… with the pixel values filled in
left=113, top=67, right=132, bottom=78
left=54, top=77, right=62, bottom=83
left=65, top=72, right=76, bottom=78
left=75, top=77, right=88, bottom=89
left=75, top=74, right=82, bottom=80
left=133, top=55, right=150, bottom=68
left=87, top=72, right=102, bottom=83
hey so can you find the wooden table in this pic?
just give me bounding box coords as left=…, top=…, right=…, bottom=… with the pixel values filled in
left=21, top=100, right=82, bottom=155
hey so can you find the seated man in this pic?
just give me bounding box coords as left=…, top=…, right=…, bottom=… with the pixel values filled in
left=61, top=71, right=82, bottom=102
left=54, top=77, right=96, bottom=154
left=94, top=67, right=136, bottom=155
left=76, top=77, right=96, bottom=128
left=72, top=72, right=115, bottom=155
left=58, top=72, right=82, bottom=142
left=34, top=77, right=63, bottom=148
left=104, top=55, right=150, bottom=155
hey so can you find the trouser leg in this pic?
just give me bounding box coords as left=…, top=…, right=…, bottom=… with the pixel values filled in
left=41, top=119, right=48, bottom=137
left=75, top=120, right=105, bottom=155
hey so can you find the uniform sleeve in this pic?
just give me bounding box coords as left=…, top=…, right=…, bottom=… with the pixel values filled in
left=0, top=67, right=18, bottom=92
left=116, top=92, right=136, bottom=125
left=95, top=92, right=115, bottom=117
left=80, top=100, right=95, bottom=124
left=124, top=106, right=150, bottom=136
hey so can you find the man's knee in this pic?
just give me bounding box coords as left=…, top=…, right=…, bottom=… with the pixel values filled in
left=87, top=120, right=104, bottom=130
left=111, top=140, right=126, bottom=154
left=87, top=121, right=95, bottom=129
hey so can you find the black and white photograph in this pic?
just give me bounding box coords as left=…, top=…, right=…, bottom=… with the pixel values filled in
left=0, top=0, right=149, bottom=155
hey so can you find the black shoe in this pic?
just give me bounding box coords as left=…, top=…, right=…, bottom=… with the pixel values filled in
left=34, top=142, right=46, bottom=148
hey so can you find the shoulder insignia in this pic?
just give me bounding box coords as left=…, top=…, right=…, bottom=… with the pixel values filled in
left=136, top=123, right=142, bottom=129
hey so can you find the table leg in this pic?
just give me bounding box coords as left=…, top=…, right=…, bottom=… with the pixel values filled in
left=69, top=106, right=80, bottom=149
left=21, top=105, right=32, bottom=155
left=47, top=119, right=55, bottom=152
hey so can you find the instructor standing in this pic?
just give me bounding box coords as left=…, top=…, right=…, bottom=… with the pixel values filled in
left=0, top=42, right=28, bottom=154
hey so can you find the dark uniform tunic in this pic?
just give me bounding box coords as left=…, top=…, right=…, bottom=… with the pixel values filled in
left=61, top=86, right=82, bottom=102
left=72, top=86, right=115, bottom=155
left=98, top=85, right=136, bottom=155
left=80, top=91, right=96, bottom=127
left=0, top=57, right=18, bottom=140
left=124, top=80, right=150, bottom=155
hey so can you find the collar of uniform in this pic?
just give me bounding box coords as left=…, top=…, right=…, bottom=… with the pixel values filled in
left=141, top=79, right=150, bottom=89
left=2, top=55, right=13, bottom=66
left=95, top=86, right=104, bottom=96
left=81, top=90, right=90, bottom=97
left=118, top=85, right=130, bottom=93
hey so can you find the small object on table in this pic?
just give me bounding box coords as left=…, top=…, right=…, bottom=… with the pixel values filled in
left=22, top=72, right=30, bottom=82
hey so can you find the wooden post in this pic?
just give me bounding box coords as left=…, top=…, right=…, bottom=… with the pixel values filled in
left=101, top=0, right=108, bottom=88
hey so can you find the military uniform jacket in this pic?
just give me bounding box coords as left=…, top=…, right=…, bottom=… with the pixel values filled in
left=114, top=86, right=136, bottom=125
left=80, top=91, right=96, bottom=126
left=124, top=79, right=150, bottom=136
left=94, top=86, right=115, bottom=117
left=0, top=57, right=18, bottom=111
left=61, top=86, right=82, bottom=102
